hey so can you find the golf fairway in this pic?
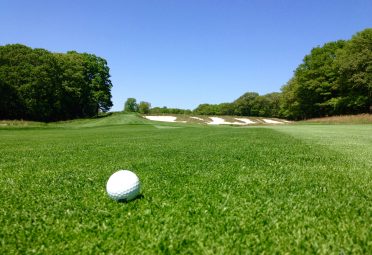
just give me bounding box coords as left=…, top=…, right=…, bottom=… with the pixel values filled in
left=1, top=121, right=371, bottom=254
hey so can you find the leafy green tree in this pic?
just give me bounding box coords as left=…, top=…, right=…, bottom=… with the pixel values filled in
left=280, top=41, right=346, bottom=119
left=335, top=28, right=372, bottom=114
left=124, top=98, right=139, bottom=112
left=194, top=104, right=218, bottom=115
left=281, top=29, right=371, bottom=119
left=264, top=92, right=282, bottom=117
left=0, top=44, right=33, bottom=119
left=20, top=48, right=61, bottom=121
left=250, top=93, right=282, bottom=117
left=0, top=44, right=113, bottom=121
left=296, top=40, right=345, bottom=118
left=216, top=103, right=235, bottom=115
left=54, top=52, right=85, bottom=119
left=139, top=101, right=151, bottom=114
left=280, top=78, right=303, bottom=119
left=80, top=53, right=113, bottom=115
left=0, top=79, right=19, bottom=119
left=233, top=92, right=259, bottom=116
left=150, top=107, right=192, bottom=114
left=193, top=92, right=281, bottom=117
left=149, top=107, right=166, bottom=114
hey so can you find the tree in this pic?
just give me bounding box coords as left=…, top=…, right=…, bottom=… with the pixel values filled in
left=80, top=53, right=113, bottom=115
left=335, top=28, right=372, bottom=114
left=124, top=98, right=139, bottom=112
left=0, top=44, right=31, bottom=119
left=0, top=44, right=113, bottom=121
left=150, top=106, right=192, bottom=114
left=194, top=104, right=218, bottom=115
left=281, top=29, right=371, bottom=119
left=0, top=79, right=19, bottom=119
left=280, top=78, right=303, bottom=119
left=54, top=52, right=86, bottom=120
left=280, top=41, right=346, bottom=119
left=138, top=101, right=151, bottom=114
left=216, top=103, right=235, bottom=115
left=193, top=92, right=282, bottom=117
left=233, top=92, right=259, bottom=116
left=250, top=93, right=282, bottom=117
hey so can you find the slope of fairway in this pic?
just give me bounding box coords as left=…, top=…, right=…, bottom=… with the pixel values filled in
left=0, top=113, right=152, bottom=129
left=0, top=124, right=371, bottom=254
left=56, top=112, right=152, bottom=127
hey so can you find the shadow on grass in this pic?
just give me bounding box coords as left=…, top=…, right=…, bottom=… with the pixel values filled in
left=117, top=194, right=145, bottom=203
left=95, top=112, right=113, bottom=119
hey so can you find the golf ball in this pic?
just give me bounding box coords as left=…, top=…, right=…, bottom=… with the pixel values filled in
left=106, top=170, right=140, bottom=201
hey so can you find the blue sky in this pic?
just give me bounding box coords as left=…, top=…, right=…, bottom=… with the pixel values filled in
left=1, top=0, right=371, bottom=111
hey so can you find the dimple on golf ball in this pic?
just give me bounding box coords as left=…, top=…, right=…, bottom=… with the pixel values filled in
left=106, top=170, right=140, bottom=201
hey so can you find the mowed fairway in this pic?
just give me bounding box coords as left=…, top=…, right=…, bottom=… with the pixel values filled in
left=0, top=117, right=371, bottom=254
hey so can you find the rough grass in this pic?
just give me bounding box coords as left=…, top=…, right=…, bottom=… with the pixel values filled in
left=304, top=114, right=372, bottom=124
left=0, top=119, right=47, bottom=127
left=0, top=117, right=371, bottom=254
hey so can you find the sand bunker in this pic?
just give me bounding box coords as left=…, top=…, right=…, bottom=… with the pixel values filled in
left=235, top=118, right=255, bottom=124
left=145, top=116, right=177, bottom=122
left=208, top=117, right=245, bottom=125
left=262, top=119, right=283, bottom=124
left=144, top=115, right=288, bottom=125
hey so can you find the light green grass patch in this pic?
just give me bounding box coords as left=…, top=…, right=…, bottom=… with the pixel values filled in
left=271, top=124, right=372, bottom=168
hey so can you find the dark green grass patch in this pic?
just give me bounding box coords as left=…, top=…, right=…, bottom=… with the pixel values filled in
left=0, top=124, right=371, bottom=254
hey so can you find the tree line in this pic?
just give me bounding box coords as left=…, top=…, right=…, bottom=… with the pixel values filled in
left=127, top=28, right=371, bottom=120
left=280, top=28, right=371, bottom=119
left=124, top=92, right=280, bottom=117
left=0, top=44, right=112, bottom=121
left=123, top=98, right=192, bottom=114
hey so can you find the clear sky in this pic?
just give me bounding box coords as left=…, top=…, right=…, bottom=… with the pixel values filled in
left=1, top=0, right=371, bottom=111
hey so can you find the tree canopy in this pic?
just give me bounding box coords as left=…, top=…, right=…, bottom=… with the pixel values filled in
left=280, top=28, right=371, bottom=119
left=124, top=98, right=139, bottom=112
left=138, top=101, right=151, bottom=114
left=193, top=92, right=282, bottom=117
left=0, top=44, right=113, bottom=121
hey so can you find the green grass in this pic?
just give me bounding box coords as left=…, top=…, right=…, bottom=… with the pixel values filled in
left=0, top=114, right=371, bottom=254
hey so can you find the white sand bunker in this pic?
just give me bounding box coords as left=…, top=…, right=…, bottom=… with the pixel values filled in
left=208, top=117, right=245, bottom=125
left=263, top=119, right=283, bottom=124
left=145, top=116, right=177, bottom=122
left=144, top=115, right=288, bottom=125
left=235, top=118, right=255, bottom=124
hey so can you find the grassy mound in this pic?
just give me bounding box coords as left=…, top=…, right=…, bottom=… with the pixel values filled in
left=56, top=112, right=151, bottom=127
left=0, top=113, right=151, bottom=129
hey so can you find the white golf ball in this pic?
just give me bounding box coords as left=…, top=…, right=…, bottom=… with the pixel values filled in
left=106, top=170, right=140, bottom=201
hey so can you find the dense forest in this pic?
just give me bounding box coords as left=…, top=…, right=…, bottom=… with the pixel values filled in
left=0, top=44, right=112, bottom=121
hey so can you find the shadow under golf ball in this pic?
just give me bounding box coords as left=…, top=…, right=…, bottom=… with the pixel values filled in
left=116, top=194, right=145, bottom=203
